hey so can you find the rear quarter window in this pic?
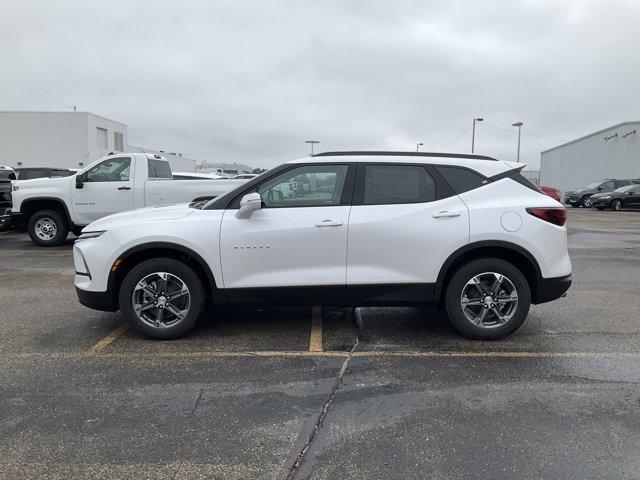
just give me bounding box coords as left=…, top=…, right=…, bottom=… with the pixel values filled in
left=435, top=166, right=489, bottom=194
left=148, top=159, right=173, bottom=179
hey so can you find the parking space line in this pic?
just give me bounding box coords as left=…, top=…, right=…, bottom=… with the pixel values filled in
left=309, top=306, right=323, bottom=352
left=9, top=350, right=640, bottom=360
left=87, top=325, right=128, bottom=355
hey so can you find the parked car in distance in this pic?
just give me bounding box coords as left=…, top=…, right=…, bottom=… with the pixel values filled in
left=539, top=185, right=561, bottom=202
left=73, top=151, right=571, bottom=341
left=11, top=153, right=246, bottom=246
left=15, top=167, right=74, bottom=180
left=565, top=179, right=636, bottom=207
left=233, top=174, right=258, bottom=179
left=590, top=184, right=640, bottom=211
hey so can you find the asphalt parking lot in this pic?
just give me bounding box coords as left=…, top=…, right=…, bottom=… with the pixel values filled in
left=2, top=208, right=640, bottom=479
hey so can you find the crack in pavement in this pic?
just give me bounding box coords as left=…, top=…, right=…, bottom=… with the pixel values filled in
left=285, top=336, right=359, bottom=479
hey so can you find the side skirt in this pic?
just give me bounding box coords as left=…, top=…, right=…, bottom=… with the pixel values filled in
left=223, top=283, right=435, bottom=307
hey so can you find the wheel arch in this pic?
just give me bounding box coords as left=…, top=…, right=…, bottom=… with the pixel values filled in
left=435, top=241, right=542, bottom=304
left=20, top=197, right=73, bottom=228
left=108, top=242, right=224, bottom=309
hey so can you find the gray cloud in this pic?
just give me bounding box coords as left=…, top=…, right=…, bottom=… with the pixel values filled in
left=1, top=0, right=639, bottom=169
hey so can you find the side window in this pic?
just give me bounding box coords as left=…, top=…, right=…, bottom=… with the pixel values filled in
left=86, top=157, right=131, bottom=182
left=602, top=181, right=615, bottom=190
left=258, top=164, right=348, bottom=208
left=363, top=165, right=435, bottom=205
left=148, top=159, right=172, bottom=179
left=436, top=166, right=488, bottom=194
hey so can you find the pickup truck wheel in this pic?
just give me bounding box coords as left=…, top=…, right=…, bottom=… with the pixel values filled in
left=444, top=258, right=531, bottom=340
left=27, top=210, right=69, bottom=247
left=119, top=258, right=204, bottom=339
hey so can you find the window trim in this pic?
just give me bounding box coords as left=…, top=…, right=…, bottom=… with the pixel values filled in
left=222, top=163, right=357, bottom=210
left=353, top=163, right=448, bottom=206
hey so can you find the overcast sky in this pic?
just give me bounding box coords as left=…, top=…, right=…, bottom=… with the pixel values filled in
left=2, top=0, right=639, bottom=169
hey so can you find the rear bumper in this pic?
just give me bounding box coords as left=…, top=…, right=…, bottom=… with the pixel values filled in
left=75, top=286, right=118, bottom=312
left=533, top=273, right=572, bottom=304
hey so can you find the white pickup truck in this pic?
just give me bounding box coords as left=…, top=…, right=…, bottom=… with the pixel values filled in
left=11, top=153, right=247, bottom=246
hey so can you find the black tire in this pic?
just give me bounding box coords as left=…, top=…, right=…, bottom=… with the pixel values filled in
left=119, top=258, right=204, bottom=339
left=444, top=258, right=531, bottom=340
left=27, top=210, right=69, bottom=247
left=611, top=199, right=622, bottom=211
left=581, top=196, right=591, bottom=208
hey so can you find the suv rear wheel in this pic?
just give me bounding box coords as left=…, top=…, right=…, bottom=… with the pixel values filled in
left=27, top=210, right=69, bottom=247
left=444, top=258, right=531, bottom=340
left=119, top=258, right=204, bottom=339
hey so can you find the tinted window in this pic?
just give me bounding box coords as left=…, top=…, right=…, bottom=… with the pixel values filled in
left=601, top=181, right=615, bottom=190
left=148, top=159, right=173, bottom=179
left=363, top=165, right=435, bottom=205
left=86, top=158, right=131, bottom=182
left=50, top=169, right=72, bottom=177
left=436, top=166, right=488, bottom=194
left=258, top=164, right=348, bottom=208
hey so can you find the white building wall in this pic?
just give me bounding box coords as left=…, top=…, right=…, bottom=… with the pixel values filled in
left=540, top=121, right=640, bottom=194
left=86, top=114, right=128, bottom=165
left=0, top=111, right=89, bottom=168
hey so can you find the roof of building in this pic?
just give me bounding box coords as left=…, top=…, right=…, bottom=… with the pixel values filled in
left=541, top=121, right=640, bottom=155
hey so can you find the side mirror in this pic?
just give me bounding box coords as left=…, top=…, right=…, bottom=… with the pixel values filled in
left=235, top=192, right=262, bottom=219
left=75, top=173, right=85, bottom=189
left=597, top=186, right=603, bottom=191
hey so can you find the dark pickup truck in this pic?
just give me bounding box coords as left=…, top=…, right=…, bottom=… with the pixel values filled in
left=0, top=179, right=11, bottom=231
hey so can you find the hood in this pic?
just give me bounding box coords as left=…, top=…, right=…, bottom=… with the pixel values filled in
left=13, top=176, right=71, bottom=189
left=83, top=203, right=195, bottom=232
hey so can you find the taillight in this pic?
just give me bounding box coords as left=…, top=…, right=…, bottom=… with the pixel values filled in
left=526, top=207, right=567, bottom=226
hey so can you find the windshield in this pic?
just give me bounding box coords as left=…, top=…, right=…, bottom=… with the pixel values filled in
left=0, top=170, right=15, bottom=180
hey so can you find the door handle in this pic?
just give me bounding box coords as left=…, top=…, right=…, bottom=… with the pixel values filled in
left=118, top=186, right=131, bottom=190
left=315, top=219, right=343, bottom=227
left=432, top=210, right=461, bottom=218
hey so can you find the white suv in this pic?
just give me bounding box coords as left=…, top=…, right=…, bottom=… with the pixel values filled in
left=73, top=152, right=571, bottom=340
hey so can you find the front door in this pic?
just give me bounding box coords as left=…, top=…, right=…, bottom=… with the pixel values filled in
left=219, top=163, right=353, bottom=304
left=624, top=185, right=640, bottom=209
left=71, top=156, right=134, bottom=225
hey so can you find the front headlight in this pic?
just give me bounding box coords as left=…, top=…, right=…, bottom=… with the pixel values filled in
left=75, top=230, right=106, bottom=242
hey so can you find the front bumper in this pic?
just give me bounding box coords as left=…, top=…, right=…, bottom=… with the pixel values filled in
left=533, top=273, right=572, bottom=304
left=590, top=198, right=610, bottom=208
left=75, top=286, right=118, bottom=312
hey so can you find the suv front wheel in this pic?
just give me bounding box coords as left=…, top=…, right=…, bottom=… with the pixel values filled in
left=119, top=258, right=204, bottom=339
left=444, top=258, right=531, bottom=340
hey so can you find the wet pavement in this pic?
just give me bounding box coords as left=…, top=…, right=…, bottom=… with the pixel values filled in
left=1, top=208, right=640, bottom=479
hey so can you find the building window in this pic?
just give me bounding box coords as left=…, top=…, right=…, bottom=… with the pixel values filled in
left=96, top=127, right=108, bottom=152
left=114, top=132, right=124, bottom=152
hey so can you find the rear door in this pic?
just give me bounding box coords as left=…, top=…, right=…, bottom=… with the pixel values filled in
left=346, top=163, right=469, bottom=304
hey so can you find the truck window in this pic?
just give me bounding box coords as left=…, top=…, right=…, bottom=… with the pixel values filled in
left=86, top=158, right=131, bottom=182
left=148, top=159, right=173, bottom=179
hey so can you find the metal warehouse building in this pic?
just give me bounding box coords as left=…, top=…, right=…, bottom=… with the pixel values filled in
left=0, top=111, right=198, bottom=173
left=540, top=121, right=640, bottom=194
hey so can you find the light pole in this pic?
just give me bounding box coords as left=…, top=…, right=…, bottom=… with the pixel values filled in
left=416, top=142, right=423, bottom=152
left=471, top=117, right=483, bottom=153
left=512, top=122, right=524, bottom=162
left=305, top=140, right=319, bottom=155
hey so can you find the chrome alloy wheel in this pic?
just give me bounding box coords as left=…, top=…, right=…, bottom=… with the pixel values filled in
left=460, top=272, right=518, bottom=328
left=34, top=217, right=57, bottom=241
left=132, top=272, right=191, bottom=329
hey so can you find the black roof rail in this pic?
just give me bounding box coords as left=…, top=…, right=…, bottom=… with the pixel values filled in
left=311, top=151, right=499, bottom=161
